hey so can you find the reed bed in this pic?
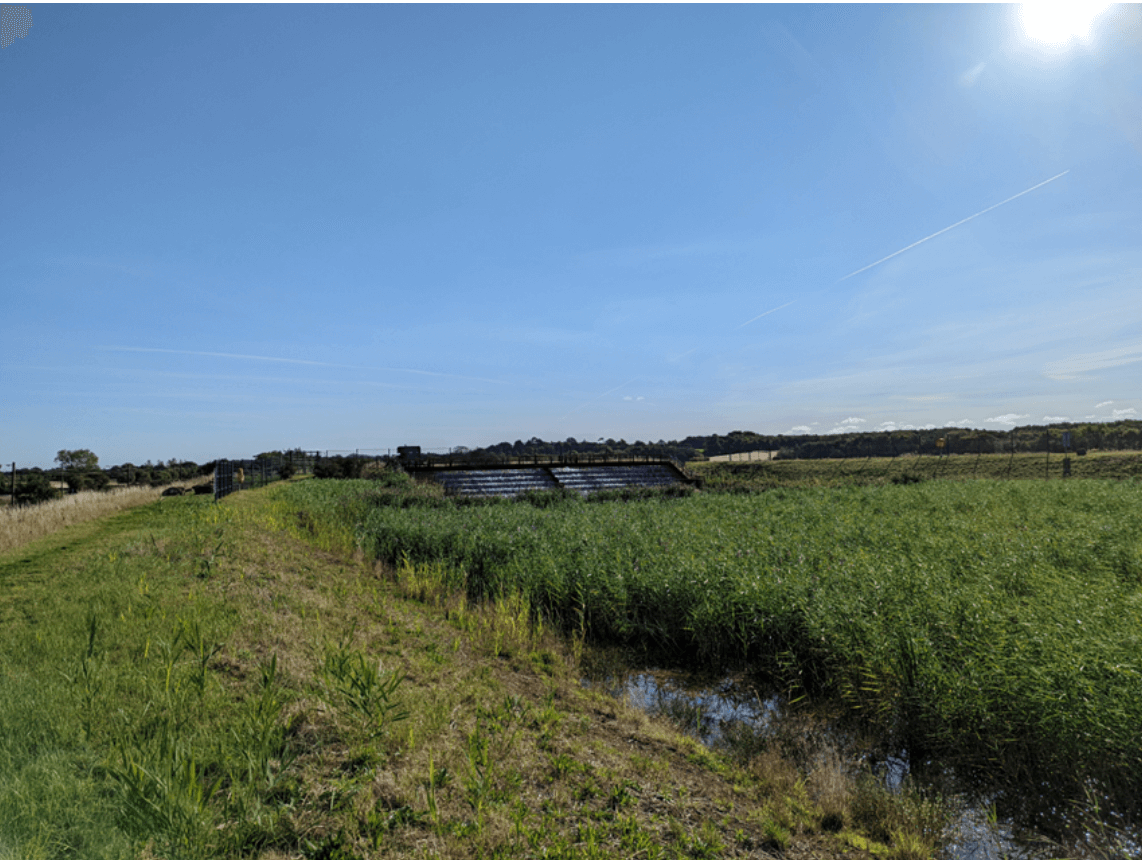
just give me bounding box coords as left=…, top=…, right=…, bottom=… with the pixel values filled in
left=0, top=481, right=199, bottom=555
left=281, top=477, right=1142, bottom=831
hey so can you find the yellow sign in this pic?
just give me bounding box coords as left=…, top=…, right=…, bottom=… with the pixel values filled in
left=936, top=438, right=945, bottom=449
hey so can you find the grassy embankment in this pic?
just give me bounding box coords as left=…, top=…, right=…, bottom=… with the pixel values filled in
left=281, top=474, right=1142, bottom=847
left=0, top=480, right=946, bottom=860
left=690, top=449, right=1142, bottom=489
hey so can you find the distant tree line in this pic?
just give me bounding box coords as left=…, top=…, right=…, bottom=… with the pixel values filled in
left=465, top=420, right=1142, bottom=464
left=473, top=437, right=695, bottom=464
left=5, top=450, right=214, bottom=506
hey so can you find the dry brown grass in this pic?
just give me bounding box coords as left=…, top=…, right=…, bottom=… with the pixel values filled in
left=0, top=480, right=201, bottom=556
left=707, top=449, right=775, bottom=462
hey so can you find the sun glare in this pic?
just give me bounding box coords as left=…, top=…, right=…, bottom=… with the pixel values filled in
left=1021, top=2, right=1111, bottom=45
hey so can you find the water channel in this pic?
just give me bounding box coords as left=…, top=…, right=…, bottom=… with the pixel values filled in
left=585, top=657, right=1140, bottom=860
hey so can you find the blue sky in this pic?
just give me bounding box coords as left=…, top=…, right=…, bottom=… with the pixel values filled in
left=3, top=3, right=1140, bottom=467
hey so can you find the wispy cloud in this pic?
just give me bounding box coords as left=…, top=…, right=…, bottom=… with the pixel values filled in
left=100, top=346, right=512, bottom=385
left=55, top=257, right=156, bottom=279
left=838, top=171, right=1070, bottom=282
left=790, top=425, right=813, bottom=433
left=1113, top=407, right=1137, bottom=417
left=582, top=236, right=756, bottom=267
left=1043, top=415, right=1070, bottom=422
left=1095, top=400, right=1114, bottom=408
left=986, top=413, right=1030, bottom=426
left=959, top=61, right=986, bottom=87
left=1043, top=343, right=1142, bottom=379
left=839, top=417, right=866, bottom=425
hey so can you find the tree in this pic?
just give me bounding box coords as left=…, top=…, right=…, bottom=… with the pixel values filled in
left=56, top=449, right=99, bottom=473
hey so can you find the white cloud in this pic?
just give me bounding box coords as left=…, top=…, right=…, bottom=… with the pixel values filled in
left=1113, top=407, right=1137, bottom=417
left=945, top=419, right=973, bottom=427
left=986, top=413, right=1030, bottom=426
left=1095, top=400, right=1114, bottom=408
left=1043, top=415, right=1070, bottom=422
left=790, top=425, right=812, bottom=434
left=876, top=422, right=897, bottom=431
left=840, top=417, right=866, bottom=425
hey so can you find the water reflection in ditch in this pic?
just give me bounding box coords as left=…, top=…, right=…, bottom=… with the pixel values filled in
left=588, top=666, right=1119, bottom=860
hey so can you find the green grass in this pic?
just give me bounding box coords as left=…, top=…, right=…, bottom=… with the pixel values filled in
left=280, top=477, right=1142, bottom=831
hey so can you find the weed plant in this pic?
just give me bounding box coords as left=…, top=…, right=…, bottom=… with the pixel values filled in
left=280, top=477, right=1142, bottom=834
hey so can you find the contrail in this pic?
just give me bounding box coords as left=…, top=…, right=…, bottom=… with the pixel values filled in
left=557, top=376, right=640, bottom=421
left=838, top=170, right=1070, bottom=282
left=736, top=300, right=796, bottom=330
left=101, top=346, right=512, bottom=385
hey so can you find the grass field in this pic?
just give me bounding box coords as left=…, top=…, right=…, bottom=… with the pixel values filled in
left=280, top=474, right=1142, bottom=843
left=0, top=480, right=960, bottom=860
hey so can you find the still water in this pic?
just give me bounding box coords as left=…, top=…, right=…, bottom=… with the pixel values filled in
left=588, top=664, right=1139, bottom=860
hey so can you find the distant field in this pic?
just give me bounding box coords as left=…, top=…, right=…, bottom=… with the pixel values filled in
left=690, top=449, right=1142, bottom=489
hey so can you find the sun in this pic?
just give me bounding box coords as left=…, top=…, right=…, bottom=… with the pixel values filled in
left=1021, top=2, right=1112, bottom=45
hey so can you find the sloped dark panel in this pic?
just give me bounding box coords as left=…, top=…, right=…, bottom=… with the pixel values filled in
left=429, top=464, right=684, bottom=497
left=434, top=468, right=559, bottom=497
left=549, top=465, right=680, bottom=493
